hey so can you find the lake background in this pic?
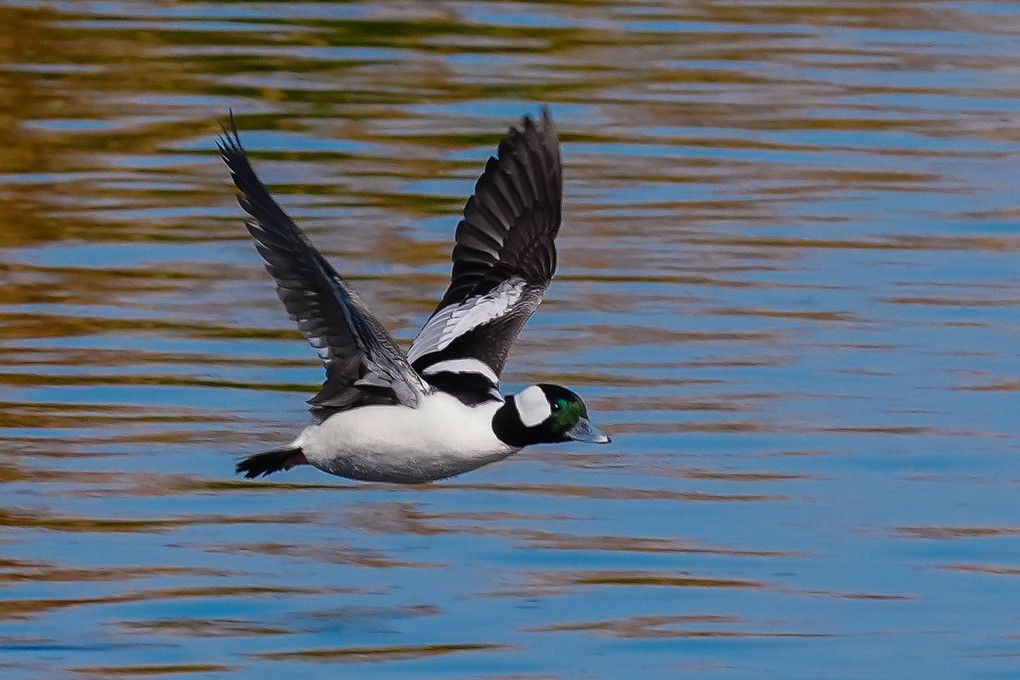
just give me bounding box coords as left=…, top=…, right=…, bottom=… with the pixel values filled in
left=1, top=1, right=1019, bottom=678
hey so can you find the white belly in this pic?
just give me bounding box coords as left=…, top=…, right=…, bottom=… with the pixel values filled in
left=296, top=393, right=518, bottom=483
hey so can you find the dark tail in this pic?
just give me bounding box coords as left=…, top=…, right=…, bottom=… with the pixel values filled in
left=236, top=446, right=308, bottom=479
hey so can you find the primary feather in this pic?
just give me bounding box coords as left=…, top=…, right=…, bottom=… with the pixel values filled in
left=408, top=108, right=562, bottom=382
left=217, top=116, right=431, bottom=413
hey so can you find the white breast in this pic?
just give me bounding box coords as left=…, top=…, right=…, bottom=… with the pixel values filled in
left=295, top=393, right=518, bottom=483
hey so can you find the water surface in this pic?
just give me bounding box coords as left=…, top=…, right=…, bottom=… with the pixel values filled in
left=1, top=1, right=1019, bottom=678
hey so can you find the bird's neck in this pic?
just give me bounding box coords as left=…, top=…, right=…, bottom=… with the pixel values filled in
left=492, top=399, right=532, bottom=448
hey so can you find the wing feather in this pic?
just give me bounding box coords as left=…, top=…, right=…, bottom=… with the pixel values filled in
left=218, top=115, right=430, bottom=410
left=409, top=109, right=562, bottom=382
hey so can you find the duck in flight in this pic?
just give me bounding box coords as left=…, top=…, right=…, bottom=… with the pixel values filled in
left=218, top=109, right=610, bottom=484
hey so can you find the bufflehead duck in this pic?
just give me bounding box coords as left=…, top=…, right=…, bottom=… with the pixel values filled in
left=218, top=108, right=610, bottom=483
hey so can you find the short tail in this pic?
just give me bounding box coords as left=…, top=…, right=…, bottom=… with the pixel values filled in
left=236, top=446, right=308, bottom=479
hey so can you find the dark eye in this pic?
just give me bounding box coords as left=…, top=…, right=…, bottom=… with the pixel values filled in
left=552, top=401, right=562, bottom=412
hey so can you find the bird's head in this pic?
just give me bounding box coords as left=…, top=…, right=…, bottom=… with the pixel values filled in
left=494, top=384, right=611, bottom=447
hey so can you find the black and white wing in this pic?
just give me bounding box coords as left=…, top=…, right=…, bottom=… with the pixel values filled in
left=218, top=117, right=430, bottom=413
left=407, top=109, right=562, bottom=399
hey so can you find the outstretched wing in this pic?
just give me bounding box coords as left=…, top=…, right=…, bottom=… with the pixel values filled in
left=407, top=109, right=562, bottom=398
left=218, top=116, right=430, bottom=412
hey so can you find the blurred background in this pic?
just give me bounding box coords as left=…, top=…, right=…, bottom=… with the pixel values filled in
left=0, top=1, right=1018, bottom=678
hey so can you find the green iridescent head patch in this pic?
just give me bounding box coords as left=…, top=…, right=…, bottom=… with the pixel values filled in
left=551, top=396, right=583, bottom=430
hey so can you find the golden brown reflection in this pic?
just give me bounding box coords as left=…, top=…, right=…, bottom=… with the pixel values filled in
left=651, top=467, right=812, bottom=482
left=895, top=526, right=1020, bottom=540
left=693, top=234, right=1020, bottom=253
left=0, top=370, right=313, bottom=395
left=796, top=589, right=915, bottom=601
left=492, top=570, right=765, bottom=598
left=565, top=571, right=763, bottom=589
left=953, top=380, right=1020, bottom=392
left=609, top=421, right=772, bottom=435
left=0, top=584, right=359, bottom=621
left=0, top=401, right=223, bottom=430
left=254, top=642, right=511, bottom=663
left=450, top=481, right=783, bottom=502
left=518, top=530, right=803, bottom=557
left=938, top=564, right=1020, bottom=576
left=204, top=541, right=444, bottom=569
left=526, top=614, right=833, bottom=639
left=0, top=508, right=316, bottom=533
left=72, top=664, right=237, bottom=677
left=0, top=559, right=228, bottom=585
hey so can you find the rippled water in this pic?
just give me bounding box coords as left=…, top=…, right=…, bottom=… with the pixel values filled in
left=1, top=1, right=1019, bottom=677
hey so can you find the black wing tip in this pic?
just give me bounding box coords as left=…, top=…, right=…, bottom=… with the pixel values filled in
left=523, top=104, right=553, bottom=128
left=214, top=111, right=272, bottom=222
left=509, top=106, right=558, bottom=149
left=216, top=109, right=246, bottom=163
left=495, top=107, right=561, bottom=184
left=441, top=106, right=562, bottom=301
left=235, top=446, right=307, bottom=479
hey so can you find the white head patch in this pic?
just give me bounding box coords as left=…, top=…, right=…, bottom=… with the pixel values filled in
left=515, top=385, right=552, bottom=428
